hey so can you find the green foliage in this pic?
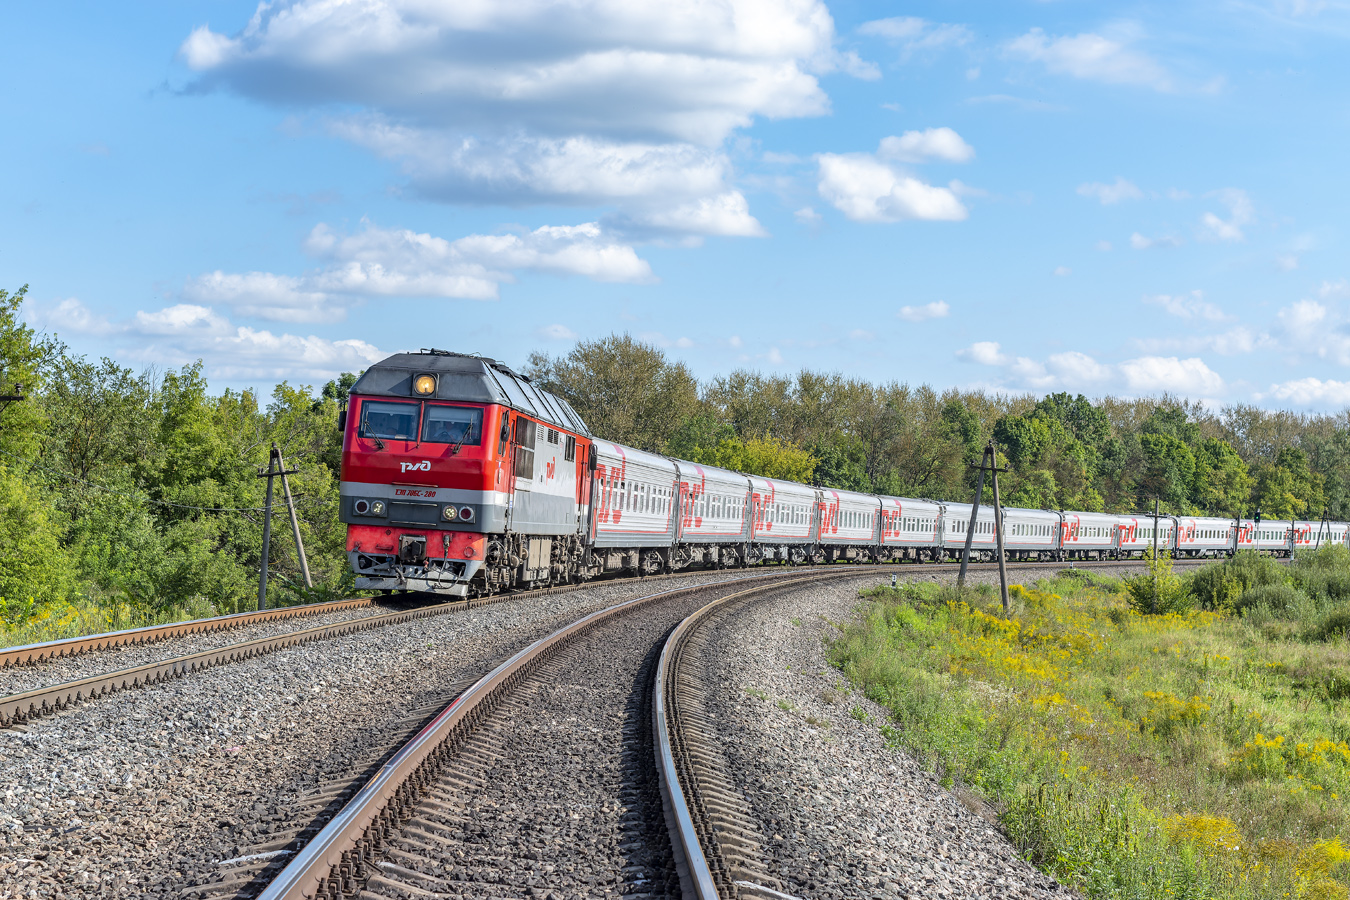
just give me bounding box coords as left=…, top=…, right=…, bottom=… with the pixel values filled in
left=1124, top=548, right=1194, bottom=615
left=526, top=334, right=700, bottom=453
left=1189, top=551, right=1288, bottom=611
left=1288, top=544, right=1350, bottom=606
left=685, top=435, right=817, bottom=482
left=0, top=465, right=70, bottom=619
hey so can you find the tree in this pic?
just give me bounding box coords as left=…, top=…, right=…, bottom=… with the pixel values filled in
left=687, top=436, right=817, bottom=483
left=1137, top=433, right=1196, bottom=512
left=1251, top=447, right=1325, bottom=520
left=1190, top=438, right=1252, bottom=517
left=526, top=335, right=699, bottom=452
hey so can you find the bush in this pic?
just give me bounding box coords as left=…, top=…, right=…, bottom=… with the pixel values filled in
left=1290, top=545, right=1350, bottom=606
left=1190, top=551, right=1288, bottom=611
left=1232, top=582, right=1305, bottom=617
left=1307, top=607, right=1350, bottom=642
left=1124, top=549, right=1193, bottom=615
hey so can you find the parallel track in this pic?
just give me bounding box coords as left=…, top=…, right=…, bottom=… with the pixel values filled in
left=1, top=596, right=376, bottom=669
left=0, top=557, right=1208, bottom=730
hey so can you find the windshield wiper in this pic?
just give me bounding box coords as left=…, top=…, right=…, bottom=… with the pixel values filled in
left=451, top=423, right=472, bottom=456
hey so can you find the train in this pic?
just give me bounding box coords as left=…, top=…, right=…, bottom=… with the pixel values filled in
left=338, top=350, right=1349, bottom=596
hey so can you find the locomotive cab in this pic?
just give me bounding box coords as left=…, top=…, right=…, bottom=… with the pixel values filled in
left=340, top=350, right=591, bottom=596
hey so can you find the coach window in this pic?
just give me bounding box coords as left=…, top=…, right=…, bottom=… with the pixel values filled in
left=422, top=405, right=484, bottom=445
left=360, top=400, right=420, bottom=441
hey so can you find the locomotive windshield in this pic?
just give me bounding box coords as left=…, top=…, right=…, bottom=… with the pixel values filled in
left=360, top=400, right=420, bottom=440
left=422, top=405, right=483, bottom=445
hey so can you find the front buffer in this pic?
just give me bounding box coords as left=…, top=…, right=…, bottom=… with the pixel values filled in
left=347, top=524, right=486, bottom=595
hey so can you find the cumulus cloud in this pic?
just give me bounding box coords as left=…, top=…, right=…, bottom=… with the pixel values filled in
left=178, top=0, right=854, bottom=234
left=794, top=206, right=822, bottom=225
left=959, top=340, right=1224, bottom=398
left=898, top=301, right=950, bottom=322
left=1198, top=188, right=1254, bottom=242
left=1260, top=378, right=1350, bottom=407
left=817, top=153, right=967, bottom=223
left=1005, top=27, right=1172, bottom=91
left=1143, top=290, right=1227, bottom=322
left=958, top=341, right=1007, bottom=366
left=105, top=302, right=386, bottom=381
left=1131, top=232, right=1182, bottom=250
left=1119, top=356, right=1224, bottom=394
left=1077, top=177, right=1143, bottom=204
left=878, top=128, right=975, bottom=163
left=187, top=220, right=653, bottom=322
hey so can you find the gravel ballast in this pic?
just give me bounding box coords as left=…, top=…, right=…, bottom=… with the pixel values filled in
left=698, top=569, right=1085, bottom=900
left=0, top=570, right=778, bottom=899
left=0, top=604, right=394, bottom=698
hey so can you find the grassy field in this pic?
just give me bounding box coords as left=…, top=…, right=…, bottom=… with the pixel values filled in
left=828, top=549, right=1350, bottom=900
left=0, top=594, right=219, bottom=648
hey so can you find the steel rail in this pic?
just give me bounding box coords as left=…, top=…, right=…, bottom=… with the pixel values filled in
left=655, top=573, right=853, bottom=900
left=0, top=596, right=376, bottom=669
left=255, top=569, right=842, bottom=900
left=0, top=595, right=502, bottom=728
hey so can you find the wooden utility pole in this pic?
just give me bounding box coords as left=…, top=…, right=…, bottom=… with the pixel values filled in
left=957, top=445, right=991, bottom=588
left=989, top=444, right=1010, bottom=616
left=256, top=444, right=305, bottom=610
left=958, top=442, right=1011, bottom=615
left=1151, top=499, right=1160, bottom=615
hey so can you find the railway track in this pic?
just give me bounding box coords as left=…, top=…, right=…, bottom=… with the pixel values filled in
left=1, top=596, right=378, bottom=669
left=0, top=557, right=1208, bottom=731
left=234, top=570, right=849, bottom=900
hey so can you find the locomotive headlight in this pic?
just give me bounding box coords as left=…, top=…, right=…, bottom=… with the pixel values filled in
left=370, top=500, right=386, bottom=516
left=354, top=499, right=370, bottom=515
left=459, top=506, right=475, bottom=522
left=413, top=373, right=437, bottom=395
left=441, top=505, right=458, bottom=521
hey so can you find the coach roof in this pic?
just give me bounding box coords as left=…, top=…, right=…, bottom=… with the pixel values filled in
left=350, top=349, right=591, bottom=436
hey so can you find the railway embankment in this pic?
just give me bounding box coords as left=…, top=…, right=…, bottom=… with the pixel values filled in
left=830, top=552, right=1350, bottom=900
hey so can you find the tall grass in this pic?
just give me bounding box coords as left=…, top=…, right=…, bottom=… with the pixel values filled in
left=829, top=573, right=1350, bottom=900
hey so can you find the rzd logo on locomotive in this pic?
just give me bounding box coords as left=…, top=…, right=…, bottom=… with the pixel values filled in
left=400, top=460, right=432, bottom=473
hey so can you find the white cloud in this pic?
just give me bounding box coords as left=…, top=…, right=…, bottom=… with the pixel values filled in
left=1198, top=188, right=1253, bottom=242
left=767, top=347, right=785, bottom=364
left=1097, top=240, right=1113, bottom=251
left=1077, top=177, right=1143, bottom=205
left=1320, top=280, right=1350, bottom=298
left=728, top=335, right=743, bottom=348
left=958, top=341, right=1007, bottom=366
left=794, top=206, right=822, bottom=224
left=817, top=153, right=966, bottom=223
left=25, top=297, right=114, bottom=336
left=1047, top=351, right=1111, bottom=382
left=1276, top=254, right=1299, bottom=271
left=1053, top=266, right=1071, bottom=277
left=1136, top=327, right=1267, bottom=357
left=858, top=17, right=973, bottom=56
left=1119, top=356, right=1224, bottom=394
left=674, top=336, right=694, bottom=349
left=878, top=127, right=975, bottom=163
left=179, top=0, right=845, bottom=235
left=1259, top=378, right=1350, bottom=407
left=1131, top=232, right=1182, bottom=250
left=537, top=324, right=578, bottom=341
left=898, top=301, right=950, bottom=322
left=849, top=329, right=874, bottom=341
left=621, top=191, right=765, bottom=237
left=123, top=303, right=385, bottom=381
left=1005, top=27, right=1172, bottom=91
left=187, top=220, right=653, bottom=322
left=1143, top=290, right=1227, bottom=322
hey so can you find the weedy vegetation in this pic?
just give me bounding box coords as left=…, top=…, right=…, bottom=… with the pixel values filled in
left=829, top=547, right=1350, bottom=900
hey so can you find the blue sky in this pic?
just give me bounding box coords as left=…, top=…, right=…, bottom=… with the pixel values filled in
left=4, top=1, right=1350, bottom=409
